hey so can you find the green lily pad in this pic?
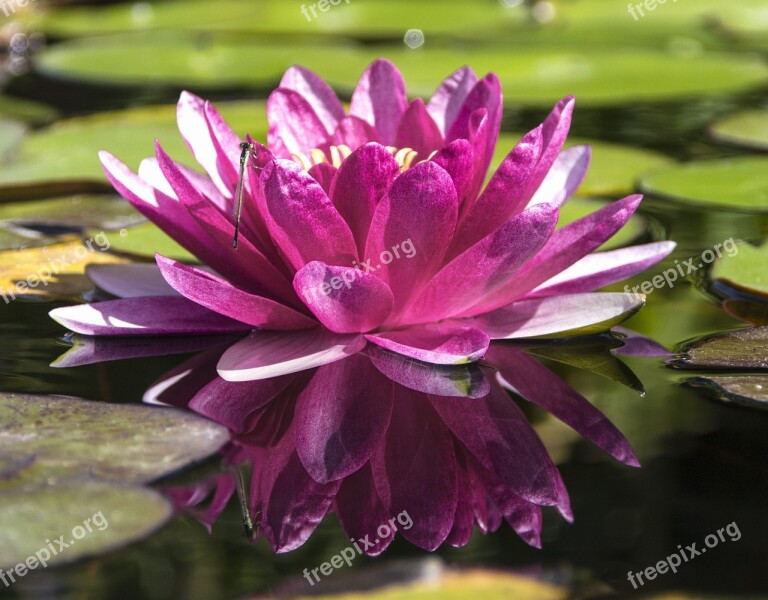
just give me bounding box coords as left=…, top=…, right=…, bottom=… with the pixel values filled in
left=0, top=195, right=144, bottom=231
left=710, top=239, right=768, bottom=300
left=25, top=0, right=526, bottom=39
left=0, top=100, right=268, bottom=200
left=0, top=119, right=26, bottom=163
left=639, top=157, right=768, bottom=212
left=0, top=481, right=171, bottom=570
left=100, top=221, right=196, bottom=262
left=710, top=110, right=768, bottom=152
left=558, top=198, right=648, bottom=251
left=0, top=393, right=229, bottom=486
left=670, top=326, right=768, bottom=370
left=0, top=224, right=66, bottom=251
left=722, top=300, right=768, bottom=326
left=687, top=375, right=768, bottom=411
left=0, top=95, right=58, bottom=126
left=35, top=33, right=768, bottom=107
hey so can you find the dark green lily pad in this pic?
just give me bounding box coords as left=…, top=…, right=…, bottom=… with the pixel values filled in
left=0, top=481, right=172, bottom=570
left=99, top=221, right=196, bottom=262
left=0, top=119, right=26, bottom=163
left=670, top=327, right=768, bottom=370
left=0, top=95, right=58, bottom=126
left=687, top=375, right=768, bottom=411
left=640, top=157, right=768, bottom=212
left=0, top=101, right=268, bottom=200
left=710, top=239, right=768, bottom=300
left=723, top=300, right=768, bottom=326
left=710, top=110, right=768, bottom=152
left=0, top=195, right=144, bottom=231
left=0, top=393, right=229, bottom=486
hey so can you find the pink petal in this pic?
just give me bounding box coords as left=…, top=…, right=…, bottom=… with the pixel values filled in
left=394, top=98, right=444, bottom=157
left=427, top=65, right=479, bottom=137
left=365, top=324, right=489, bottom=364
left=279, top=66, right=345, bottom=135
left=528, top=145, right=591, bottom=208
left=487, top=345, right=640, bottom=466
left=86, top=263, right=179, bottom=298
left=466, top=292, right=646, bottom=339
left=364, top=161, right=458, bottom=315
left=156, top=254, right=317, bottom=330
left=217, top=329, right=366, bottom=381
left=295, top=354, right=393, bottom=483
left=430, top=139, right=475, bottom=208
left=329, top=142, right=399, bottom=255
left=294, top=261, right=394, bottom=333
left=402, top=203, right=559, bottom=325
left=307, top=162, right=337, bottom=195
left=49, top=297, right=251, bottom=336
left=260, top=159, right=358, bottom=270
left=267, top=88, right=329, bottom=158
left=530, top=241, right=676, bottom=297
left=350, top=59, right=408, bottom=146
left=331, top=115, right=380, bottom=150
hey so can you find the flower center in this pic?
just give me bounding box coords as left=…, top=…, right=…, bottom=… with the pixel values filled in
left=292, top=145, right=437, bottom=173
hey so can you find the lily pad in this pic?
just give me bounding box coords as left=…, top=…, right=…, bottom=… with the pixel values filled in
left=0, top=195, right=144, bottom=231
left=722, top=300, right=768, bottom=326
left=639, top=157, right=768, bottom=212
left=0, top=118, right=26, bottom=162
left=669, top=326, right=768, bottom=370
left=0, top=101, right=268, bottom=200
left=0, top=481, right=172, bottom=570
left=0, top=224, right=68, bottom=251
left=100, top=221, right=196, bottom=262
left=710, top=110, right=768, bottom=152
left=710, top=239, right=768, bottom=300
left=0, top=393, right=229, bottom=486
left=687, top=375, right=768, bottom=411
left=0, top=95, right=57, bottom=125
left=0, top=240, right=127, bottom=302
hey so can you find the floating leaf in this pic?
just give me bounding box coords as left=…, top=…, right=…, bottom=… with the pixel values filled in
left=0, top=481, right=171, bottom=570
left=687, top=375, right=768, bottom=411
left=0, top=95, right=57, bottom=125
left=670, top=326, right=768, bottom=370
left=0, top=118, right=26, bottom=163
left=640, top=157, right=768, bottom=212
left=99, top=221, right=196, bottom=262
left=710, top=110, right=768, bottom=152
left=0, top=393, right=229, bottom=486
left=0, top=101, right=268, bottom=200
left=710, top=239, right=768, bottom=300
left=0, top=195, right=144, bottom=231
left=0, top=240, right=127, bottom=302
left=0, top=225, right=68, bottom=251
left=722, top=300, right=768, bottom=326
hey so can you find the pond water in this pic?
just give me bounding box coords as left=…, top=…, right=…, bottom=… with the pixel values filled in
left=1, top=1, right=768, bottom=599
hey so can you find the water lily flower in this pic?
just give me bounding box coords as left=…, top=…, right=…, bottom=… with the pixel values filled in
left=49, top=59, right=675, bottom=379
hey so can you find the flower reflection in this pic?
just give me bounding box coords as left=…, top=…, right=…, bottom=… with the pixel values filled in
left=150, top=341, right=640, bottom=555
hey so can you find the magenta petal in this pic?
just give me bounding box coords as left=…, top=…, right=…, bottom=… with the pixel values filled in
left=365, top=324, right=489, bottom=364
left=528, top=145, right=591, bottom=208
left=427, top=65, right=479, bottom=137
left=294, top=261, right=394, bottom=334
left=260, top=159, right=358, bottom=270
left=403, top=203, right=559, bottom=324
left=430, top=384, right=562, bottom=506
left=487, top=345, right=640, bottom=466
left=335, top=464, right=396, bottom=557
left=86, top=264, right=179, bottom=298
left=295, top=354, right=393, bottom=483
left=370, top=388, right=458, bottom=551
left=267, top=88, right=329, bottom=158
left=331, top=115, right=380, bottom=150
left=431, top=139, right=475, bottom=207
left=49, top=297, right=251, bottom=336
left=394, top=98, right=444, bottom=157
left=307, top=162, right=337, bottom=195
left=217, top=329, right=366, bottom=381
left=279, top=66, right=345, bottom=135
left=530, top=241, right=676, bottom=297
left=446, top=73, right=502, bottom=169
left=350, top=59, right=408, bottom=146
left=466, top=195, right=644, bottom=314
left=329, top=142, right=399, bottom=255
left=466, top=292, right=646, bottom=339
left=365, top=161, right=458, bottom=314
left=156, top=255, right=316, bottom=330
